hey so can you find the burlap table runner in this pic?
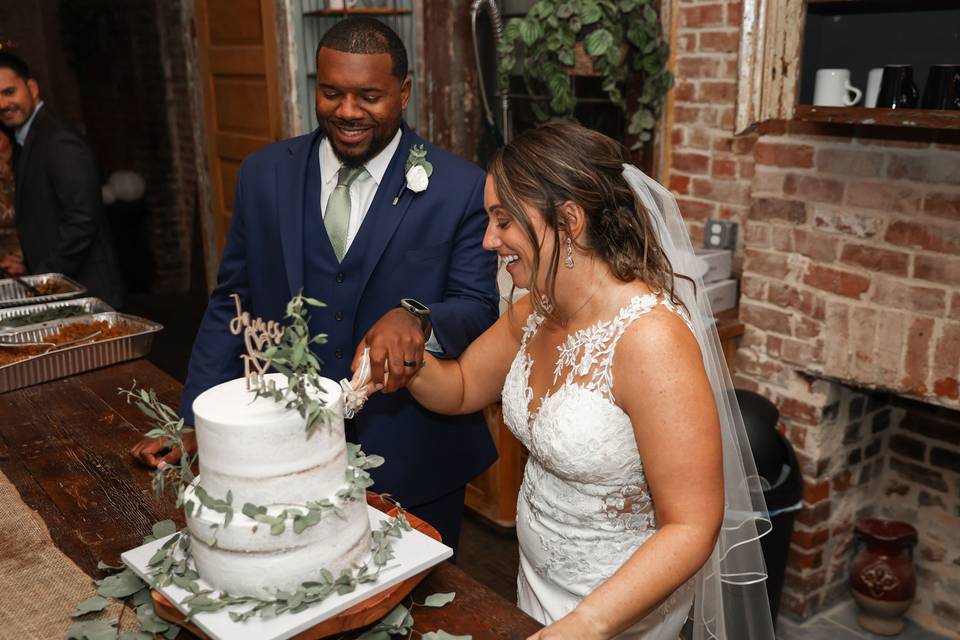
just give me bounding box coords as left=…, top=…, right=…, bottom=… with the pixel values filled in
left=0, top=468, right=136, bottom=639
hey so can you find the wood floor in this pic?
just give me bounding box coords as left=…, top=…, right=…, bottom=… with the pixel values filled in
left=457, top=512, right=520, bottom=604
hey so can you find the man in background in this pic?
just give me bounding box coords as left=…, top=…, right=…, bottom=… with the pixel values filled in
left=0, top=52, right=124, bottom=307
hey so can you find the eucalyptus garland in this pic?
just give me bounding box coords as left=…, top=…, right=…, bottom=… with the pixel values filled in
left=253, top=291, right=331, bottom=435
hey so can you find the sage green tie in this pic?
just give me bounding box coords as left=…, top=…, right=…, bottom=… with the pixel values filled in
left=325, top=165, right=367, bottom=261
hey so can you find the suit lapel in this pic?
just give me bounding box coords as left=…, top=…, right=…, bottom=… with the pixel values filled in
left=354, top=125, right=417, bottom=299
left=13, top=107, right=46, bottom=216
left=277, top=131, right=318, bottom=297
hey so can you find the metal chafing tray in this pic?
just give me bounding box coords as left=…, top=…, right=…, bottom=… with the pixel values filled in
left=0, top=312, right=163, bottom=393
left=0, top=297, right=114, bottom=334
left=0, top=273, right=86, bottom=308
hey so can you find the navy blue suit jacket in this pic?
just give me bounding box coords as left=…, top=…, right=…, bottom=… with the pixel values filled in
left=180, top=124, right=499, bottom=506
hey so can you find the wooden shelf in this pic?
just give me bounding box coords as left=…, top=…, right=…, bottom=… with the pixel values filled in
left=304, top=7, right=412, bottom=17
left=795, top=105, right=960, bottom=130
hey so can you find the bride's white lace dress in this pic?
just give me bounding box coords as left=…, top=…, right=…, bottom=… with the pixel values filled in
left=502, top=293, right=696, bottom=639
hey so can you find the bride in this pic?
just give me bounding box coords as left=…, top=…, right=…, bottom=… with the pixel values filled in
left=388, top=122, right=774, bottom=639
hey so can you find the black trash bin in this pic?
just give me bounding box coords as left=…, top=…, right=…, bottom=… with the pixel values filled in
left=735, top=388, right=803, bottom=624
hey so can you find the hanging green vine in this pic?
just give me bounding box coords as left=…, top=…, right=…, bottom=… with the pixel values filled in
left=498, top=0, right=674, bottom=147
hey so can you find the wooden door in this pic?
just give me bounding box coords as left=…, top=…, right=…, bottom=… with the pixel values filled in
left=194, top=0, right=284, bottom=286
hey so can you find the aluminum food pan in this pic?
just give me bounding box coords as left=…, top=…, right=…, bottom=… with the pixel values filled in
left=0, top=273, right=86, bottom=308
left=0, top=312, right=163, bottom=393
left=0, top=297, right=114, bottom=334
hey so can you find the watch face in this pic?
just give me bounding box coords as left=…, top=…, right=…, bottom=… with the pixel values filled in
left=402, top=298, right=429, bottom=314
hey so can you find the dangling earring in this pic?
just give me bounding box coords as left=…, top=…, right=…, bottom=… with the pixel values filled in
left=565, top=237, right=574, bottom=269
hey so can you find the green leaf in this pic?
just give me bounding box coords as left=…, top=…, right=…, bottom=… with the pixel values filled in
left=65, top=619, right=117, bottom=640
left=136, top=604, right=172, bottom=633
left=518, top=18, right=543, bottom=47
left=72, top=595, right=110, bottom=617
left=423, top=592, right=457, bottom=608
left=583, top=28, right=614, bottom=57
left=579, top=1, right=603, bottom=24
left=96, top=561, right=124, bottom=571
left=96, top=569, right=147, bottom=599
left=150, top=520, right=177, bottom=541
left=422, top=632, right=472, bottom=640
left=354, top=631, right=392, bottom=640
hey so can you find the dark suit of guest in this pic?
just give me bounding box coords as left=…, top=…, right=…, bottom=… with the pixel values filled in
left=180, top=123, right=499, bottom=550
left=14, top=106, right=124, bottom=307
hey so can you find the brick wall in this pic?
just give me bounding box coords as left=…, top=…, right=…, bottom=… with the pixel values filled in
left=669, top=0, right=960, bottom=630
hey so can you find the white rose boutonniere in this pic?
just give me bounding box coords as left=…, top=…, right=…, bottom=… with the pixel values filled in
left=394, top=144, right=433, bottom=205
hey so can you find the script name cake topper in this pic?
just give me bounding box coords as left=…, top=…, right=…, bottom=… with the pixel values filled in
left=229, top=294, right=284, bottom=391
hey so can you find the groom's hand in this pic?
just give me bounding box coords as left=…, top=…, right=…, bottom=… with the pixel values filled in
left=354, top=308, right=425, bottom=393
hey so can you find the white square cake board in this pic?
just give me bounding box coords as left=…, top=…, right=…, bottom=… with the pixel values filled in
left=122, top=505, right=452, bottom=640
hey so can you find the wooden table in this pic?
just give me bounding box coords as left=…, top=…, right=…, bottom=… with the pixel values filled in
left=0, top=359, right=541, bottom=639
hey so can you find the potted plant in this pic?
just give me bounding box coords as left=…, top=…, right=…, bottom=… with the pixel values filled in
left=497, top=0, right=673, bottom=147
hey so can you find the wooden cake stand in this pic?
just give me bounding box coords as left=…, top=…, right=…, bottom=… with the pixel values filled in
left=152, top=492, right=442, bottom=639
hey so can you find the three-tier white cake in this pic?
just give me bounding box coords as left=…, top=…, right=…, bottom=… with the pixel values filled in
left=184, top=373, right=371, bottom=598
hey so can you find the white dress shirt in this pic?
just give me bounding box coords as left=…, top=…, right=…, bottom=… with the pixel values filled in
left=319, top=128, right=401, bottom=254
left=319, top=129, right=442, bottom=353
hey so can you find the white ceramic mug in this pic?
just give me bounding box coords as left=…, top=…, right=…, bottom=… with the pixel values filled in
left=813, top=69, right=863, bottom=107
left=865, top=68, right=884, bottom=108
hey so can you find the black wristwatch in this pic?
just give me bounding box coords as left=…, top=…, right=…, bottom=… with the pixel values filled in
left=398, top=298, right=431, bottom=338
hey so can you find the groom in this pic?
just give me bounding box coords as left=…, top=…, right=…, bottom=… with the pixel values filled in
left=132, top=17, right=499, bottom=551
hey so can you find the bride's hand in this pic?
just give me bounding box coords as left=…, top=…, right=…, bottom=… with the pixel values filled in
left=526, top=608, right=607, bottom=640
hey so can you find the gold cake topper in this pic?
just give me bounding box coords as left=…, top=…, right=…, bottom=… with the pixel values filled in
left=229, top=294, right=284, bottom=391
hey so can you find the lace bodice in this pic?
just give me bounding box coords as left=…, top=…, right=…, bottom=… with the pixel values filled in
left=504, top=294, right=695, bottom=634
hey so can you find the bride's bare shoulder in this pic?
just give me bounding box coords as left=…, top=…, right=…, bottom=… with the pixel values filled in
left=503, top=293, right=537, bottom=341
left=615, top=300, right=703, bottom=378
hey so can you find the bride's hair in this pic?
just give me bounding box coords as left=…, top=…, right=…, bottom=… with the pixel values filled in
left=489, top=121, right=690, bottom=320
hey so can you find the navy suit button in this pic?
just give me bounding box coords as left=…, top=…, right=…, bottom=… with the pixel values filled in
left=335, top=311, right=343, bottom=321
left=334, top=349, right=343, bottom=359
left=336, top=272, right=344, bottom=283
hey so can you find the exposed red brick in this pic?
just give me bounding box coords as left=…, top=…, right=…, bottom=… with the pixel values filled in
left=678, top=3, right=725, bottom=28
left=732, top=135, right=757, bottom=155
left=901, top=317, right=935, bottom=395
left=670, top=127, right=685, bottom=146
left=788, top=547, right=824, bottom=570
left=839, top=243, right=910, bottom=277
left=672, top=152, right=710, bottom=174
left=725, top=2, right=742, bottom=27
left=784, top=174, right=845, bottom=203
left=781, top=337, right=824, bottom=366
left=677, top=197, right=716, bottom=220
left=932, top=322, right=960, bottom=387
left=700, top=81, right=737, bottom=103
left=675, top=33, right=696, bottom=53
left=739, top=158, right=756, bottom=179
left=673, top=81, right=696, bottom=102
left=741, top=302, right=792, bottom=335
left=923, top=191, right=960, bottom=220
left=871, top=278, right=947, bottom=315
left=794, top=501, right=831, bottom=526
left=877, top=309, right=908, bottom=387
left=794, top=229, right=840, bottom=262
left=673, top=104, right=709, bottom=126
left=744, top=248, right=791, bottom=279
left=768, top=282, right=819, bottom=317
left=718, top=107, right=735, bottom=131
left=749, top=197, right=807, bottom=224
left=668, top=173, right=691, bottom=195
left=914, top=254, right=960, bottom=286
left=803, top=264, right=871, bottom=299
left=690, top=177, right=750, bottom=205
left=811, top=207, right=882, bottom=239
left=887, top=154, right=960, bottom=185
left=816, top=147, right=885, bottom=177
left=885, top=220, right=960, bottom=254
left=755, top=142, right=815, bottom=168
left=711, top=158, right=737, bottom=179
left=779, top=397, right=822, bottom=425
left=773, top=228, right=792, bottom=253
left=698, top=30, right=739, bottom=53
left=846, top=181, right=922, bottom=214
left=740, top=272, right=768, bottom=298
left=676, top=56, right=720, bottom=79
left=934, top=377, right=959, bottom=399
left=803, top=480, right=831, bottom=504
left=832, top=469, right=852, bottom=493
left=791, top=528, right=830, bottom=550
left=795, top=317, right=821, bottom=339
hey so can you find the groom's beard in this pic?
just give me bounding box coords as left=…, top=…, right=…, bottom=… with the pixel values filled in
left=318, top=113, right=402, bottom=167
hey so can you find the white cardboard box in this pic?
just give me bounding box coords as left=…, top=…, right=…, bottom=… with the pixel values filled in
left=704, top=278, right=738, bottom=313
left=694, top=248, right=733, bottom=284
